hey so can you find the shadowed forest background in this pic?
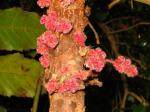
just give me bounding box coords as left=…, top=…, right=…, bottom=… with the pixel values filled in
left=0, top=0, right=150, bottom=112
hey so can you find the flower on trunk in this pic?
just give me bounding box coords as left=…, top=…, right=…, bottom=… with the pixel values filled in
left=56, top=19, right=73, bottom=34
left=85, top=48, right=106, bottom=72
left=73, top=70, right=89, bottom=80
left=40, top=11, right=58, bottom=31
left=60, top=0, right=75, bottom=6
left=37, top=0, right=51, bottom=8
left=39, top=54, right=50, bottom=68
left=112, top=56, right=138, bottom=77
left=41, top=31, right=58, bottom=48
left=47, top=79, right=59, bottom=93
left=73, top=31, right=86, bottom=46
left=36, top=36, right=49, bottom=55
left=58, top=78, right=82, bottom=93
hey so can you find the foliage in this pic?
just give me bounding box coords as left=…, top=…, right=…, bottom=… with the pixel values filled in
left=0, top=8, right=45, bottom=51
left=0, top=53, right=43, bottom=97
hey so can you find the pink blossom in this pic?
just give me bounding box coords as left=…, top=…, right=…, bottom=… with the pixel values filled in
left=73, top=31, right=86, bottom=46
left=47, top=79, right=59, bottom=93
left=73, top=70, right=89, bottom=80
left=40, top=15, right=48, bottom=25
left=45, top=19, right=57, bottom=31
left=59, top=64, right=70, bottom=75
left=47, top=10, right=57, bottom=20
left=85, top=48, right=106, bottom=72
left=39, top=54, right=50, bottom=68
left=42, top=31, right=58, bottom=48
left=36, top=36, right=49, bottom=55
left=56, top=20, right=73, bottom=34
left=58, top=79, right=82, bottom=93
left=60, top=0, right=75, bottom=6
left=40, top=11, right=58, bottom=31
left=125, top=65, right=138, bottom=77
left=113, top=56, right=138, bottom=77
left=37, top=0, right=51, bottom=8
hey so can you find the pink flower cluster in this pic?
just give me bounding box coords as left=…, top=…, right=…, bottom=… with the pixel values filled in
left=36, top=31, right=58, bottom=68
left=39, top=54, right=50, bottom=68
left=59, top=64, right=70, bottom=75
left=73, top=70, right=89, bottom=80
left=56, top=19, right=73, bottom=34
left=73, top=31, right=86, bottom=46
left=37, top=31, right=58, bottom=50
left=60, top=0, right=75, bottom=6
left=37, top=0, right=51, bottom=8
left=58, top=79, right=82, bottom=93
left=40, top=11, right=72, bottom=33
left=112, top=56, right=138, bottom=77
left=47, top=78, right=82, bottom=94
left=47, top=79, right=59, bottom=93
left=85, top=48, right=106, bottom=72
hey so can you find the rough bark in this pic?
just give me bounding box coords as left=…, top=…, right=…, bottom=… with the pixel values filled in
left=49, top=91, right=85, bottom=112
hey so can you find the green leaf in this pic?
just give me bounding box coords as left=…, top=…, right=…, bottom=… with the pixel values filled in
left=0, top=106, right=7, bottom=112
left=134, top=0, right=150, bottom=6
left=132, top=104, right=146, bottom=112
left=0, top=53, right=43, bottom=97
left=0, top=8, right=45, bottom=51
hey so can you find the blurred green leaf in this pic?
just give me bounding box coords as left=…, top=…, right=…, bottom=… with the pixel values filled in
left=0, top=8, right=45, bottom=51
left=132, top=104, right=146, bottom=112
left=134, top=0, right=150, bottom=6
left=0, top=53, right=43, bottom=97
left=0, top=106, right=7, bottom=112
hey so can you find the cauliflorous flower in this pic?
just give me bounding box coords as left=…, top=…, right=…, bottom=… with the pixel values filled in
left=47, top=10, right=57, bottom=20
left=39, top=54, right=50, bottom=68
left=40, top=11, right=58, bottom=31
left=58, top=78, right=82, bottom=93
left=85, top=48, right=106, bottom=72
left=73, top=31, right=86, bottom=46
left=60, top=0, right=75, bottom=6
left=47, top=79, right=59, bottom=93
left=37, top=0, right=51, bottom=8
left=73, top=70, right=89, bottom=80
left=42, top=31, right=58, bottom=48
left=56, top=20, right=73, bottom=34
left=36, top=36, right=49, bottom=55
left=40, top=15, right=48, bottom=25
left=113, top=56, right=138, bottom=77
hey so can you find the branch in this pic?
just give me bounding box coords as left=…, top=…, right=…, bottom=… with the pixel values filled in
left=32, top=78, right=42, bottom=112
left=88, top=21, right=100, bottom=45
left=128, top=91, right=150, bottom=107
left=98, top=23, right=119, bottom=56
left=104, top=16, right=136, bottom=25
left=109, top=22, right=150, bottom=34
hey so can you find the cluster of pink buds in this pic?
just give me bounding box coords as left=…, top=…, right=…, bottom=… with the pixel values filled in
left=84, top=48, right=106, bottom=72
left=73, top=31, right=87, bottom=47
left=112, top=56, right=138, bottom=77
left=60, top=0, right=75, bottom=6
left=37, top=0, right=51, bottom=8
left=47, top=76, right=85, bottom=94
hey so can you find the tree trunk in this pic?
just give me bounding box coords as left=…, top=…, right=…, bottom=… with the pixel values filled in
left=49, top=91, right=85, bottom=112
left=43, top=0, right=88, bottom=112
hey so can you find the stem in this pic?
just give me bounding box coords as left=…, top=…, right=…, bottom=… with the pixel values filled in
left=128, top=91, right=150, bottom=107
left=32, top=78, right=42, bottom=112
left=88, top=21, right=100, bottom=44
left=109, top=22, right=150, bottom=34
